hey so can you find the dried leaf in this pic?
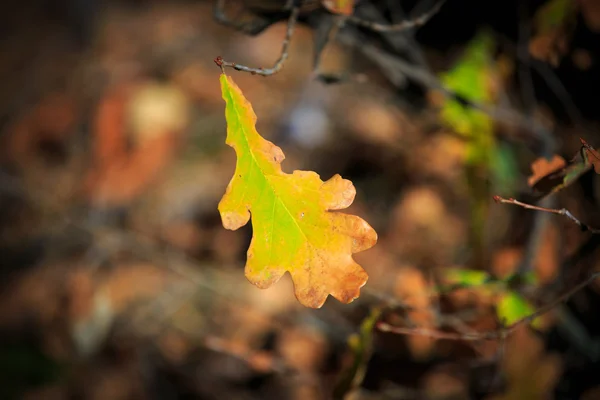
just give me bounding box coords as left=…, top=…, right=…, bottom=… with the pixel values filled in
left=581, top=137, right=600, bottom=174
left=321, top=0, right=355, bottom=16
left=529, top=0, right=576, bottom=64
left=527, top=154, right=567, bottom=188
left=528, top=148, right=592, bottom=197
left=218, top=74, right=377, bottom=308
left=84, top=82, right=185, bottom=207
left=580, top=0, right=600, bottom=32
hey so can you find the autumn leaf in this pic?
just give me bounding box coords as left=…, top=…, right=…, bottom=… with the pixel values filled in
left=218, top=73, right=377, bottom=308
left=527, top=154, right=567, bottom=192
left=526, top=143, right=595, bottom=197
left=321, top=0, right=355, bottom=16
left=529, top=0, right=576, bottom=65
left=580, top=0, right=600, bottom=32
left=581, top=137, right=600, bottom=174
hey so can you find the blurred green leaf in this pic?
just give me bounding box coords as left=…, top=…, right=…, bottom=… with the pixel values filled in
left=491, top=142, right=519, bottom=194
left=503, top=270, right=538, bottom=286
left=439, top=31, right=495, bottom=155
left=333, top=307, right=381, bottom=400
left=438, top=31, right=521, bottom=266
left=497, top=291, right=541, bottom=329
left=443, top=267, right=491, bottom=287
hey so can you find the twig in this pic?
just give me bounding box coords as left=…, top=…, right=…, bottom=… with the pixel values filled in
left=493, top=195, right=600, bottom=234
left=346, top=0, right=446, bottom=32
left=215, top=5, right=300, bottom=76
left=377, top=272, right=600, bottom=341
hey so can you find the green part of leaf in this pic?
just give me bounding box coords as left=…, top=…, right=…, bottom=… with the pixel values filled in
left=496, top=291, right=542, bottom=329
left=444, top=268, right=491, bottom=287
left=439, top=31, right=495, bottom=145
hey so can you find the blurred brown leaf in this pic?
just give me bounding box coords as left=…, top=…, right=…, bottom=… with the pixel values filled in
left=581, top=137, right=600, bottom=174
left=486, top=327, right=561, bottom=400
left=529, top=30, right=569, bottom=66
left=84, top=81, right=189, bottom=207
left=527, top=154, right=566, bottom=188
left=571, top=48, right=594, bottom=70
left=2, top=92, right=77, bottom=167
left=580, top=0, right=600, bottom=31
left=394, top=266, right=436, bottom=360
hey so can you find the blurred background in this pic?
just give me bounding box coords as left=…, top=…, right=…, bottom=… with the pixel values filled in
left=0, top=0, right=600, bottom=399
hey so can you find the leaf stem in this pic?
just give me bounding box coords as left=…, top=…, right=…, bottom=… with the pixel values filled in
left=215, top=4, right=300, bottom=76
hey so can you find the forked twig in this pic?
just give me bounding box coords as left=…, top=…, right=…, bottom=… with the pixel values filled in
left=378, top=272, right=600, bottom=341
left=347, top=0, right=446, bottom=32
left=493, top=195, right=600, bottom=234
left=215, top=4, right=300, bottom=76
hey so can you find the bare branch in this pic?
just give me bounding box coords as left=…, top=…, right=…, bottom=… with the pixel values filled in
left=215, top=5, right=300, bottom=76
left=346, top=0, right=446, bottom=32
left=378, top=272, right=600, bottom=341
left=493, top=195, right=600, bottom=234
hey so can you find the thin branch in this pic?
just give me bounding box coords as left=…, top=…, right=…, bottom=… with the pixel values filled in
left=215, top=5, right=300, bottom=76
left=493, top=195, right=600, bottom=234
left=378, top=272, right=600, bottom=341
left=346, top=0, right=446, bottom=32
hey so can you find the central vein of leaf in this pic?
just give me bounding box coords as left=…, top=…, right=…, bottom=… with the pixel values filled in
left=228, top=90, right=308, bottom=248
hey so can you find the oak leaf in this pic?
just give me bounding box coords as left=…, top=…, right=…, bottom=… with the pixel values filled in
left=218, top=73, right=377, bottom=308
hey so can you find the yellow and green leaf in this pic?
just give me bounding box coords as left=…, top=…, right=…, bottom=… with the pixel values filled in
left=218, top=74, right=378, bottom=309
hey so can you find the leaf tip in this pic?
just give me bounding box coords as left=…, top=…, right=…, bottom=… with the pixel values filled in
left=219, top=209, right=250, bottom=231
